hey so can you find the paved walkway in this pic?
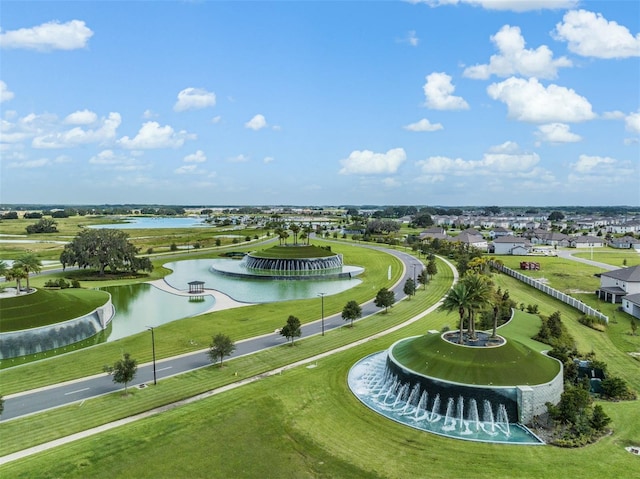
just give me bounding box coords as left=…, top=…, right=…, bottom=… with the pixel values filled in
left=555, top=250, right=620, bottom=271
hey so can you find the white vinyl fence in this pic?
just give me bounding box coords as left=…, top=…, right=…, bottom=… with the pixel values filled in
left=492, top=262, right=608, bottom=324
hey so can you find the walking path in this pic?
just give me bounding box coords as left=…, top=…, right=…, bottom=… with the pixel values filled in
left=0, top=251, right=456, bottom=466
left=555, top=250, right=619, bottom=271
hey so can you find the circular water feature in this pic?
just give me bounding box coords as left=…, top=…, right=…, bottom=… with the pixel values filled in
left=348, top=351, right=544, bottom=445
left=164, top=259, right=362, bottom=303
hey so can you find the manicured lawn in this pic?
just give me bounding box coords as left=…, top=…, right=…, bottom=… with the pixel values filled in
left=497, top=255, right=603, bottom=292
left=0, top=288, right=109, bottom=331
left=249, top=244, right=336, bottom=258
left=391, top=314, right=560, bottom=386
left=1, top=246, right=638, bottom=479
left=492, top=273, right=640, bottom=392
left=572, top=249, right=640, bottom=268
left=0, top=258, right=454, bottom=457
left=2, top=327, right=638, bottom=479
left=0, top=241, right=404, bottom=388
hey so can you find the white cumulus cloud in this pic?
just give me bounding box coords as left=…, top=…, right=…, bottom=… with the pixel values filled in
left=408, top=0, right=578, bottom=12
left=1, top=81, right=14, bottom=102
left=0, top=20, right=93, bottom=51
left=423, top=73, right=469, bottom=110
left=184, top=150, right=207, bottom=163
left=245, top=114, right=268, bottom=130
left=554, top=10, right=640, bottom=59
left=625, top=112, right=640, bottom=134
left=64, top=109, right=98, bottom=125
left=535, top=123, right=582, bottom=143
left=118, top=121, right=195, bottom=149
left=339, top=148, right=406, bottom=175
left=464, top=25, right=571, bottom=80
left=571, top=154, right=616, bottom=173
left=174, top=87, right=216, bottom=112
left=33, top=112, right=121, bottom=148
left=403, top=119, right=444, bottom=132
left=487, top=77, right=595, bottom=123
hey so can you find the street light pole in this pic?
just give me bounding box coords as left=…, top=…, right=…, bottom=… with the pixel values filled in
left=318, top=292, right=326, bottom=336
left=147, top=326, right=157, bottom=385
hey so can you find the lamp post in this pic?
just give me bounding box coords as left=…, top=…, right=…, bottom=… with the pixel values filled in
left=147, top=326, right=157, bottom=385
left=318, top=292, right=326, bottom=336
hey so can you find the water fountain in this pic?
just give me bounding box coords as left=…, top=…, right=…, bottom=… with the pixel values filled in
left=348, top=330, right=564, bottom=444
left=211, top=245, right=363, bottom=280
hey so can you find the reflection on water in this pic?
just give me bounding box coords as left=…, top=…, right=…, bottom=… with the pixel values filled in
left=164, top=259, right=362, bottom=303
left=99, top=257, right=361, bottom=343
left=100, top=283, right=214, bottom=342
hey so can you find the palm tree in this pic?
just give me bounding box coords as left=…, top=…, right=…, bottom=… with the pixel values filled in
left=6, top=265, right=28, bottom=295
left=14, top=253, right=42, bottom=292
left=439, top=283, right=472, bottom=344
left=461, top=273, right=492, bottom=340
left=289, top=223, right=300, bottom=245
left=0, top=260, right=8, bottom=279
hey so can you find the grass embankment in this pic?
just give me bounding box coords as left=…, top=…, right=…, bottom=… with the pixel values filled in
left=3, top=297, right=640, bottom=478
left=249, top=244, right=336, bottom=258
left=0, top=241, right=402, bottom=387
left=492, top=273, right=640, bottom=392
left=0, top=258, right=453, bottom=458
left=0, top=289, right=109, bottom=331
left=391, top=316, right=560, bottom=386
left=572, top=249, right=640, bottom=268
left=498, top=255, right=603, bottom=292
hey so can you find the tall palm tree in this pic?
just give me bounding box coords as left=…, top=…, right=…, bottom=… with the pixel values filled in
left=289, top=223, right=300, bottom=245
left=461, top=273, right=492, bottom=340
left=438, top=283, right=472, bottom=344
left=14, top=253, right=42, bottom=292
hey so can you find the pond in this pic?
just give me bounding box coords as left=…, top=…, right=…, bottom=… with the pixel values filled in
left=88, top=216, right=211, bottom=229
left=101, top=258, right=361, bottom=341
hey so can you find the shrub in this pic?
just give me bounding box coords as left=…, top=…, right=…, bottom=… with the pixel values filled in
left=170, top=243, right=178, bottom=251
left=578, top=315, right=607, bottom=332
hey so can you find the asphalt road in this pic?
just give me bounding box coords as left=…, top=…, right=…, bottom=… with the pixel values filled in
left=1, top=247, right=423, bottom=421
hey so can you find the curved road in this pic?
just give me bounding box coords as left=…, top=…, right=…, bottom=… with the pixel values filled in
left=1, top=247, right=427, bottom=422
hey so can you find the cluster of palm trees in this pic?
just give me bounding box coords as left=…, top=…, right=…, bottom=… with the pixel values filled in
left=0, top=253, right=42, bottom=295
left=439, top=271, right=499, bottom=344
left=273, top=223, right=314, bottom=246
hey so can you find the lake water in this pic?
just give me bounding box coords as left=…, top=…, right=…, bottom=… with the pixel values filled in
left=89, top=216, right=211, bottom=229
left=101, top=258, right=361, bottom=341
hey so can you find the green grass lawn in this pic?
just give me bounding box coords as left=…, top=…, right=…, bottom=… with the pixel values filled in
left=391, top=314, right=560, bottom=386
left=0, top=288, right=109, bottom=331
left=0, top=240, right=404, bottom=387
left=497, top=255, right=604, bottom=292
left=2, top=322, right=638, bottom=479
left=249, top=244, right=336, bottom=258
left=0, top=257, right=454, bottom=458
left=571, top=249, right=640, bottom=268
left=1, top=246, right=639, bottom=478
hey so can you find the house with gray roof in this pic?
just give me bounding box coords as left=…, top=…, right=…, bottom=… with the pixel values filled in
left=597, top=265, right=640, bottom=304
left=570, top=235, right=605, bottom=248
left=491, top=236, right=530, bottom=255
left=622, top=293, right=640, bottom=320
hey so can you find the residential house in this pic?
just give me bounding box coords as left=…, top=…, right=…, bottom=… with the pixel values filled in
left=570, top=236, right=605, bottom=248
left=597, top=265, right=640, bottom=304
left=530, top=231, right=570, bottom=247
left=606, top=221, right=640, bottom=234
left=609, top=236, right=640, bottom=250
left=491, top=236, right=531, bottom=255
left=621, top=294, right=640, bottom=320
left=446, top=231, right=488, bottom=251
left=489, top=226, right=512, bottom=239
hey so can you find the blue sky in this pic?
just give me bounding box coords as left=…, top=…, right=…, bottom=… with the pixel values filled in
left=1, top=0, right=638, bottom=206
